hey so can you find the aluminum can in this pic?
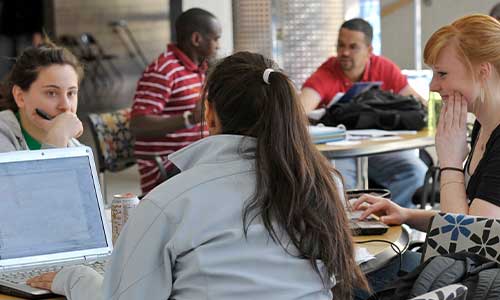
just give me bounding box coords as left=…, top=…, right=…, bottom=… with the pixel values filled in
left=111, top=193, right=140, bottom=244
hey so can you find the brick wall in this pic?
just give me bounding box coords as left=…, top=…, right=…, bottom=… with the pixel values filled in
left=52, top=0, right=172, bottom=159
left=53, top=0, right=171, bottom=112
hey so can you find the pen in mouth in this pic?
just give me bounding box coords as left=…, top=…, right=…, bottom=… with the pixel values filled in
left=35, top=108, right=54, bottom=120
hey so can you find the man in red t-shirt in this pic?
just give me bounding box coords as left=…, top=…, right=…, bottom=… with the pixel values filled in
left=130, top=8, right=221, bottom=194
left=300, top=18, right=426, bottom=208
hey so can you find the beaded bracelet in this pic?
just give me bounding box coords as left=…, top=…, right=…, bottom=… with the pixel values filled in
left=439, top=167, right=463, bottom=175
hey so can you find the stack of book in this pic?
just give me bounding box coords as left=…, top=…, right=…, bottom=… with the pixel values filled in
left=308, top=125, right=346, bottom=144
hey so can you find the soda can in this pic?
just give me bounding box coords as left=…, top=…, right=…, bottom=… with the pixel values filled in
left=111, top=193, right=140, bottom=245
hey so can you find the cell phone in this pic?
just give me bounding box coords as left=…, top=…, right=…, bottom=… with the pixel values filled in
left=35, top=108, right=53, bottom=120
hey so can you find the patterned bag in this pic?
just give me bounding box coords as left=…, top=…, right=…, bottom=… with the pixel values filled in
left=422, top=213, right=500, bottom=264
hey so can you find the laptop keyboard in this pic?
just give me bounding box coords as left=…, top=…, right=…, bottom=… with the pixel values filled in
left=0, top=261, right=106, bottom=285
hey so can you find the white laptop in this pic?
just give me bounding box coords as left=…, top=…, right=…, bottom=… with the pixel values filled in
left=0, top=147, right=113, bottom=299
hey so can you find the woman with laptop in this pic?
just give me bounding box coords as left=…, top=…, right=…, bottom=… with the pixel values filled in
left=355, top=13, right=500, bottom=236
left=0, top=39, right=84, bottom=151
left=351, top=14, right=500, bottom=299
left=28, top=52, right=368, bottom=299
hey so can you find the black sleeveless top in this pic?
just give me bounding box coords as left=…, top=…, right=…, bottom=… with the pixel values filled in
left=465, top=121, right=500, bottom=206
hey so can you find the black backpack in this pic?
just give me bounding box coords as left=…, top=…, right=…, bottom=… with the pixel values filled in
left=319, top=86, right=427, bottom=130
left=370, top=252, right=500, bottom=300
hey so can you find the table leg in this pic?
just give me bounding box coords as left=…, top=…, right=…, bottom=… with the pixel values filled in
left=356, top=157, right=369, bottom=189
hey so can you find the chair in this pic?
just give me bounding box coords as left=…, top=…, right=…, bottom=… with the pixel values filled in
left=411, top=149, right=440, bottom=208
left=80, top=33, right=122, bottom=81
left=421, top=212, right=500, bottom=264
left=87, top=108, right=166, bottom=204
left=79, top=33, right=123, bottom=98
left=367, top=148, right=438, bottom=208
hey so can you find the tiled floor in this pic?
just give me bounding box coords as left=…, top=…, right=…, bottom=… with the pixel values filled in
left=77, top=121, right=142, bottom=205
left=101, top=164, right=142, bottom=205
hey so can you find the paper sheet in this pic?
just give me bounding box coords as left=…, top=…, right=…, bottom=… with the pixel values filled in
left=325, top=140, right=361, bottom=146
left=355, top=246, right=376, bottom=264
left=348, top=129, right=417, bottom=137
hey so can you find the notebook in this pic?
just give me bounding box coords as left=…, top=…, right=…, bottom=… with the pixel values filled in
left=336, top=81, right=383, bottom=104
left=308, top=125, right=346, bottom=144
left=0, top=147, right=112, bottom=299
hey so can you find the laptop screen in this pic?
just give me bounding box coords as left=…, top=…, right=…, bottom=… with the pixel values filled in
left=0, top=156, right=108, bottom=260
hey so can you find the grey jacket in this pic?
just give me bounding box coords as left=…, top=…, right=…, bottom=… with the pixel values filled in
left=52, top=134, right=335, bottom=300
left=0, top=110, right=80, bottom=152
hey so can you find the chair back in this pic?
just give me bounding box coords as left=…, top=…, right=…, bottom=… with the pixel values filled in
left=408, top=284, right=467, bottom=300
left=88, top=108, right=135, bottom=173
left=421, top=212, right=500, bottom=264
left=58, top=34, right=86, bottom=59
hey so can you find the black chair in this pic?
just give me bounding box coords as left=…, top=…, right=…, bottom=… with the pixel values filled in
left=366, top=149, right=438, bottom=208
left=79, top=33, right=123, bottom=98
left=411, top=149, right=440, bottom=208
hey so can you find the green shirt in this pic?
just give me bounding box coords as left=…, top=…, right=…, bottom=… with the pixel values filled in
left=16, top=112, right=42, bottom=150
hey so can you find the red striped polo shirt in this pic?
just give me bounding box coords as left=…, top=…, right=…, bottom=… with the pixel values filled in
left=131, top=44, right=208, bottom=193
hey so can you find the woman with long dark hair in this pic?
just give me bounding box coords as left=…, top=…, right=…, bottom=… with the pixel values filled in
left=28, top=51, right=367, bottom=300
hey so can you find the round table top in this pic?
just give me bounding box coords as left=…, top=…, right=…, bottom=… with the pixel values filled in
left=353, top=225, right=411, bottom=274
left=317, top=129, right=435, bottom=159
left=0, top=226, right=410, bottom=299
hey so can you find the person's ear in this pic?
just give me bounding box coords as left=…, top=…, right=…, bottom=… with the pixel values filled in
left=191, top=32, right=203, bottom=48
left=204, top=101, right=220, bottom=133
left=204, top=101, right=214, bottom=127
left=478, top=62, right=492, bottom=82
left=12, top=85, right=26, bottom=109
left=368, top=44, right=373, bottom=55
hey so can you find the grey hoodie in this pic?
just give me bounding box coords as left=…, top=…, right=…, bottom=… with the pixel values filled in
left=0, top=110, right=80, bottom=152
left=51, top=135, right=335, bottom=300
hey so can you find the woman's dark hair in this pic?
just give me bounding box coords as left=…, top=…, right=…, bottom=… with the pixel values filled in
left=203, top=51, right=368, bottom=299
left=0, top=38, right=84, bottom=112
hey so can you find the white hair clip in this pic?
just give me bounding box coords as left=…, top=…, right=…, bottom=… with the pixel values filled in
left=263, top=68, right=274, bottom=85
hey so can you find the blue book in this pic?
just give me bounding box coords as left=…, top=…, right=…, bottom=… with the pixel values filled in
left=336, top=81, right=383, bottom=104
left=308, top=126, right=346, bottom=144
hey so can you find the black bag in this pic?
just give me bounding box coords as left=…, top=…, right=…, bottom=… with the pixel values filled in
left=370, top=252, right=500, bottom=300
left=319, top=86, right=427, bottom=130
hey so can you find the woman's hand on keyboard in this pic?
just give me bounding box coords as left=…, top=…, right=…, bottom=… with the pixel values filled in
left=26, top=272, right=57, bottom=291
left=352, top=194, right=409, bottom=225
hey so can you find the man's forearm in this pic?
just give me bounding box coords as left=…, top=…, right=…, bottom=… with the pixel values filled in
left=130, top=115, right=188, bottom=138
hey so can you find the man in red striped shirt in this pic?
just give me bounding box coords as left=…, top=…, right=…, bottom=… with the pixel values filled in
left=130, top=8, right=221, bottom=193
